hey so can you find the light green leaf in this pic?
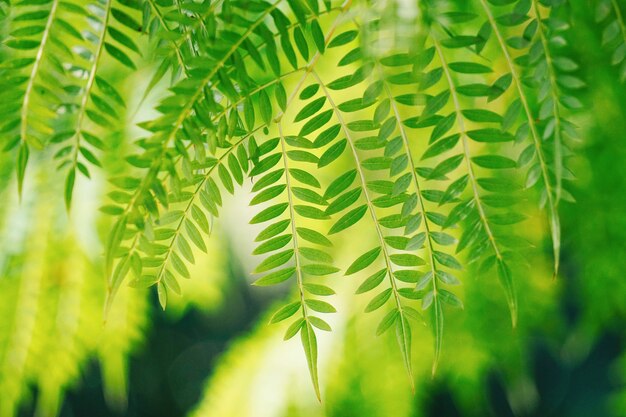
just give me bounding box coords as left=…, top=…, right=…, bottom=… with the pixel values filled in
left=328, top=205, right=367, bottom=234
left=254, top=250, right=294, bottom=273
left=345, top=247, right=381, bottom=275
left=270, top=301, right=302, bottom=323
left=254, top=267, right=296, bottom=286
left=301, top=322, right=320, bottom=401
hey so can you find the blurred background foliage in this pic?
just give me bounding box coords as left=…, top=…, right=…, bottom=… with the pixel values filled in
left=0, top=0, right=625, bottom=416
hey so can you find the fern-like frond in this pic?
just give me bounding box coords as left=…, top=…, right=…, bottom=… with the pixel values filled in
left=2, top=0, right=62, bottom=196
left=478, top=0, right=562, bottom=278
left=402, top=2, right=527, bottom=328
left=60, top=0, right=112, bottom=208
left=51, top=0, right=146, bottom=208
left=527, top=0, right=581, bottom=274
left=596, top=0, right=626, bottom=81
left=433, top=33, right=518, bottom=324
left=378, top=63, right=447, bottom=373
left=312, top=68, right=418, bottom=389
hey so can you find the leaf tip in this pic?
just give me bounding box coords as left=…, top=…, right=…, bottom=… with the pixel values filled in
left=510, top=308, right=518, bottom=329
left=103, top=290, right=115, bottom=323
left=552, top=255, right=560, bottom=281
left=431, top=350, right=440, bottom=378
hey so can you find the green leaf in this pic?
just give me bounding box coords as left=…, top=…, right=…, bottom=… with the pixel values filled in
left=393, top=270, right=422, bottom=283
left=163, top=270, right=181, bottom=295
left=356, top=268, right=387, bottom=294
left=185, top=220, right=207, bottom=252
left=295, top=97, right=326, bottom=122
left=250, top=203, right=288, bottom=224
left=328, top=205, right=367, bottom=234
left=259, top=89, right=272, bottom=125
left=300, top=110, right=333, bottom=136
left=64, top=169, right=75, bottom=210
left=433, top=251, right=462, bottom=269
left=157, top=282, right=167, bottom=309
left=345, top=247, right=381, bottom=275
left=467, top=129, right=514, bottom=143
left=439, top=289, right=463, bottom=308
left=250, top=184, right=286, bottom=205
left=292, top=187, right=327, bottom=205
left=422, top=134, right=460, bottom=160
left=310, top=19, right=325, bottom=54
left=285, top=317, right=305, bottom=340
left=326, top=188, right=361, bottom=215
left=219, top=164, right=234, bottom=194
left=296, top=227, right=333, bottom=246
left=300, top=247, right=334, bottom=264
left=396, top=314, right=414, bottom=386
left=390, top=254, right=424, bottom=267
left=328, top=30, right=357, bottom=48
left=325, top=170, right=357, bottom=199
left=254, top=250, right=294, bottom=273
left=318, top=139, right=347, bottom=168
left=496, top=259, right=518, bottom=327
left=253, top=267, right=296, bottom=286
left=472, top=155, right=517, bottom=169
left=270, top=301, right=302, bottom=323
left=294, top=205, right=329, bottom=219
left=305, top=299, right=336, bottom=313
left=431, top=298, right=443, bottom=375
left=441, top=35, right=480, bottom=48
left=105, top=42, right=136, bottom=69
left=252, top=169, right=284, bottom=192
left=301, top=322, right=320, bottom=400
left=290, top=169, right=321, bottom=188
left=300, top=84, right=319, bottom=100
left=462, top=109, right=502, bottom=123
left=302, top=264, right=340, bottom=276
left=376, top=309, right=399, bottom=335
left=275, top=83, right=287, bottom=111
left=256, top=219, right=291, bottom=241
left=17, top=143, right=29, bottom=197
left=365, top=288, right=392, bottom=312
left=304, top=283, right=335, bottom=296
left=309, top=316, right=332, bottom=331
left=253, top=234, right=292, bottom=255
left=449, top=61, right=492, bottom=74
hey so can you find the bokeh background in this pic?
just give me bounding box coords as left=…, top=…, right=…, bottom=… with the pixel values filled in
left=1, top=1, right=625, bottom=416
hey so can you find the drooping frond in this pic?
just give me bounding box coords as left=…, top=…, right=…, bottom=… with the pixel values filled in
left=596, top=0, right=626, bottom=82
left=526, top=0, right=580, bottom=275
left=2, top=0, right=63, bottom=195
left=476, top=0, right=561, bottom=279
left=52, top=0, right=142, bottom=208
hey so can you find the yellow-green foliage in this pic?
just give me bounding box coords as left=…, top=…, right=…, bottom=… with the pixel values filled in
left=1, top=0, right=623, bottom=415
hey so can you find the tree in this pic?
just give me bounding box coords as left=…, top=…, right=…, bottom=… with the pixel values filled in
left=0, top=0, right=623, bottom=415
